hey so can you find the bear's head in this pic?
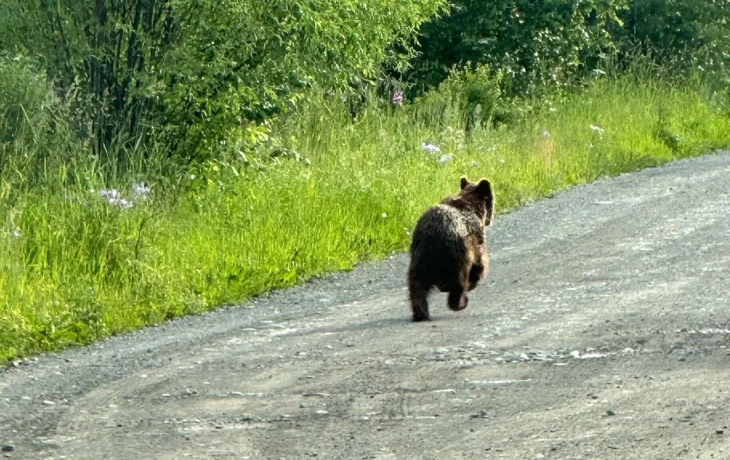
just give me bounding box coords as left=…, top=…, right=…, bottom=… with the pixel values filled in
left=459, top=176, right=495, bottom=226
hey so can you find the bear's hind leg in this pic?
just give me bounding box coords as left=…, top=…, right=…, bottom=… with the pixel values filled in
left=448, top=262, right=473, bottom=311
left=408, top=270, right=432, bottom=321
left=467, top=263, right=484, bottom=291
left=447, top=283, right=468, bottom=311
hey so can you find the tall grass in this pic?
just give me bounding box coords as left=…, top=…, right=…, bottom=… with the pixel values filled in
left=2, top=74, right=730, bottom=361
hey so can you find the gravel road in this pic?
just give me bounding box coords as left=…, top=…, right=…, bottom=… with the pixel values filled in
left=2, top=152, right=730, bottom=460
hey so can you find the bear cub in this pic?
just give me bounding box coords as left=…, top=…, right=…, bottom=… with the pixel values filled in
left=407, top=176, right=495, bottom=322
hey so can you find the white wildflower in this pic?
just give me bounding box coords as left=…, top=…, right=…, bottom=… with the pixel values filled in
left=590, top=124, right=605, bottom=136
left=381, top=213, right=388, bottom=218
left=132, top=182, right=151, bottom=200
left=118, top=199, right=134, bottom=210
left=499, top=158, right=506, bottom=164
left=421, top=142, right=441, bottom=153
left=439, top=154, right=453, bottom=166
left=98, top=188, right=121, bottom=201
left=542, top=130, right=550, bottom=138
left=97, top=188, right=135, bottom=210
left=11, top=229, right=22, bottom=239
left=471, top=160, right=480, bottom=167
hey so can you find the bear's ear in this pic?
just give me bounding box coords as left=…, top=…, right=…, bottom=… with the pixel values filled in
left=460, top=176, right=470, bottom=190
left=475, top=179, right=492, bottom=198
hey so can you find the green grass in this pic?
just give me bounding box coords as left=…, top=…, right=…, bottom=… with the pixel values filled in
left=2, top=74, right=730, bottom=362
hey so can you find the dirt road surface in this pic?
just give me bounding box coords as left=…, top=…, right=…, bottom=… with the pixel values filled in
left=2, top=152, right=730, bottom=460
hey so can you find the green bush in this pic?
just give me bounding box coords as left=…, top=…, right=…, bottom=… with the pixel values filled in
left=0, top=56, right=76, bottom=181
left=411, top=64, right=517, bottom=135
left=0, top=58, right=55, bottom=145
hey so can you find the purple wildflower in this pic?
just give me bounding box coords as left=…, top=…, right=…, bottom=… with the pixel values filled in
left=392, top=91, right=404, bottom=106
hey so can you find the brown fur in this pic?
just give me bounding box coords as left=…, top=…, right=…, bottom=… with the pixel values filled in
left=407, top=176, right=495, bottom=321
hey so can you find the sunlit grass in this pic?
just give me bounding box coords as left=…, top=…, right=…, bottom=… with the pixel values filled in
left=1, top=75, right=729, bottom=361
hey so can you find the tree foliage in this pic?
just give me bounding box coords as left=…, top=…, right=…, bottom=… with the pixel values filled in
left=406, top=0, right=629, bottom=96
left=1, top=0, right=729, bottom=169
left=404, top=0, right=730, bottom=97
left=1, top=0, right=447, bottom=163
left=615, top=0, right=730, bottom=75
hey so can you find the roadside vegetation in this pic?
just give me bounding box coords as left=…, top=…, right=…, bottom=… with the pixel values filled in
left=2, top=0, right=730, bottom=361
